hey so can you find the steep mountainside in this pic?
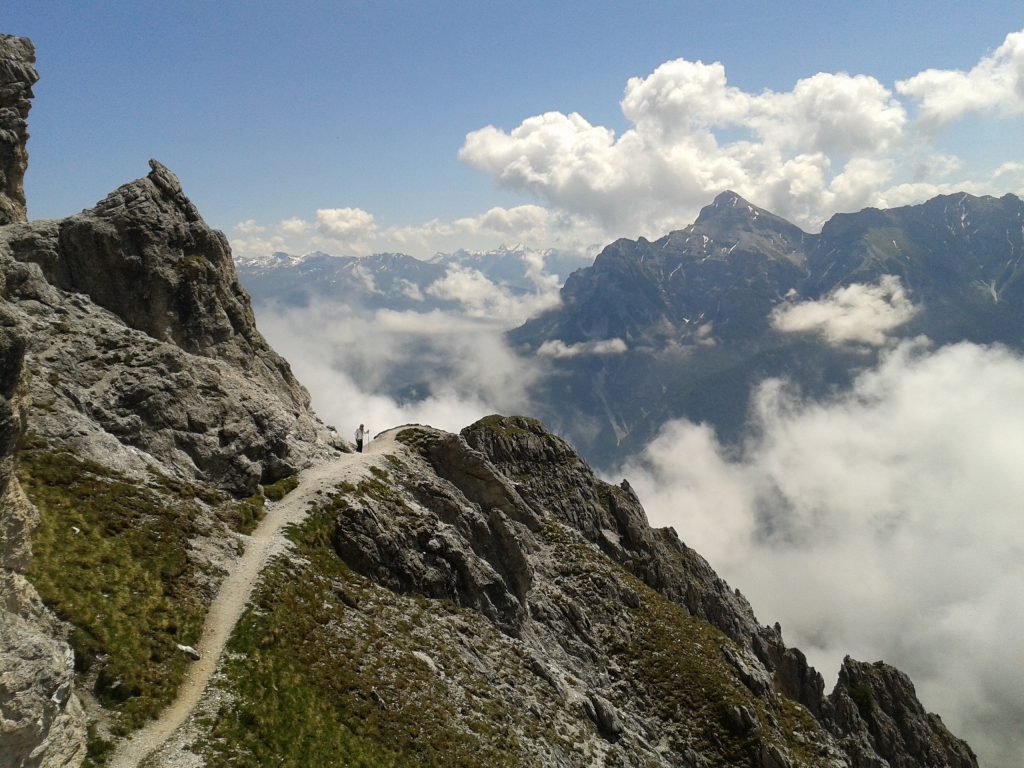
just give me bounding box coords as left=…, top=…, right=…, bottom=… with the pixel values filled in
left=511, top=190, right=1024, bottom=465
left=112, top=418, right=978, bottom=768
left=1, top=32, right=978, bottom=768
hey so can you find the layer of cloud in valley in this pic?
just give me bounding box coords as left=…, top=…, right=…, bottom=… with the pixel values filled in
left=620, top=339, right=1024, bottom=768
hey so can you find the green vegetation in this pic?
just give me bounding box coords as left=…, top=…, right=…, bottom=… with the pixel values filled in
left=219, top=493, right=265, bottom=535
left=17, top=437, right=209, bottom=755
left=210, top=474, right=300, bottom=535
left=471, top=414, right=544, bottom=438
left=204, top=490, right=523, bottom=768
left=394, top=425, right=431, bottom=448
left=261, top=474, right=300, bottom=502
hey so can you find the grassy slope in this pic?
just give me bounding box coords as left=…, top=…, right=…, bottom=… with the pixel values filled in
left=17, top=437, right=293, bottom=765
left=203, top=489, right=532, bottom=768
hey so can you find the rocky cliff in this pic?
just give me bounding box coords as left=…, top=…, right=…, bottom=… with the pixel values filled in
left=0, top=157, right=339, bottom=495
left=0, top=35, right=37, bottom=226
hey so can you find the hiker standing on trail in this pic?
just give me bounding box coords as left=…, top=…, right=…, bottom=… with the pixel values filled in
left=355, top=424, right=366, bottom=453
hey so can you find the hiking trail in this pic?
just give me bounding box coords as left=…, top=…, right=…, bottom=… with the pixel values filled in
left=107, top=433, right=394, bottom=768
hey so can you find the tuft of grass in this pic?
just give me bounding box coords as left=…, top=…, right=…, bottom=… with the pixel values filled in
left=394, top=426, right=432, bottom=450
left=218, top=494, right=265, bottom=535
left=18, top=437, right=208, bottom=753
left=261, top=474, right=299, bottom=502
left=214, top=473, right=301, bottom=535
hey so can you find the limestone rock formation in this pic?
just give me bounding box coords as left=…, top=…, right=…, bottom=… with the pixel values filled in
left=335, top=425, right=539, bottom=633
left=827, top=657, right=978, bottom=768
left=0, top=35, right=37, bottom=226
left=0, top=307, right=86, bottom=768
left=314, top=416, right=977, bottom=767
left=458, top=416, right=976, bottom=767
left=0, top=158, right=341, bottom=494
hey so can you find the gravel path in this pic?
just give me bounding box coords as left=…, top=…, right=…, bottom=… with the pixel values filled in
left=107, top=434, right=396, bottom=768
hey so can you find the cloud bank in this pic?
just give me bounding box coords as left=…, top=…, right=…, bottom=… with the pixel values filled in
left=253, top=298, right=544, bottom=440
left=230, top=203, right=605, bottom=262
left=426, top=263, right=561, bottom=320
left=620, top=339, right=1024, bottom=768
left=771, top=275, right=919, bottom=347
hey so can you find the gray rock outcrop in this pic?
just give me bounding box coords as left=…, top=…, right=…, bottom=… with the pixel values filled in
left=0, top=307, right=86, bottom=768
left=461, top=415, right=823, bottom=706
left=826, top=657, right=978, bottom=768
left=0, top=35, right=37, bottom=226
left=453, top=415, right=977, bottom=768
left=0, top=158, right=341, bottom=494
left=334, top=425, right=538, bottom=634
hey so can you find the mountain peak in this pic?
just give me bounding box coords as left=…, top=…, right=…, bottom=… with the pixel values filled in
left=693, top=190, right=806, bottom=242
left=711, top=189, right=749, bottom=207
left=696, top=190, right=768, bottom=225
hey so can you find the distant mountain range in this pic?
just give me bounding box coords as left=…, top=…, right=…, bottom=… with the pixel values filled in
left=236, top=245, right=592, bottom=312
left=510, top=190, right=1024, bottom=466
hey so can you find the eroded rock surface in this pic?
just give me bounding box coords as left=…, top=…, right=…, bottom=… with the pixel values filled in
left=0, top=160, right=341, bottom=494
left=0, top=35, right=37, bottom=226
left=0, top=308, right=86, bottom=768
left=450, top=415, right=977, bottom=768
left=827, top=657, right=978, bottom=768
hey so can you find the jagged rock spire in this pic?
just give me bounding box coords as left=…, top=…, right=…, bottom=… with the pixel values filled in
left=0, top=35, right=38, bottom=225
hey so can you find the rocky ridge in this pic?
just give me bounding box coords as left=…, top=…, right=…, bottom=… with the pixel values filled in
left=191, top=415, right=975, bottom=767
left=0, top=157, right=340, bottom=495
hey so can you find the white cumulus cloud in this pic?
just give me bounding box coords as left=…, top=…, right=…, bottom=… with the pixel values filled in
left=771, top=275, right=918, bottom=347
left=460, top=61, right=909, bottom=233
left=316, top=207, right=377, bottom=238
left=897, top=30, right=1024, bottom=126
left=460, top=29, right=1024, bottom=237
left=537, top=338, right=628, bottom=358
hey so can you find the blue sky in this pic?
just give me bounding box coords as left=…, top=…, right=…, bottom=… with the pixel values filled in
left=7, top=1, right=1024, bottom=257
